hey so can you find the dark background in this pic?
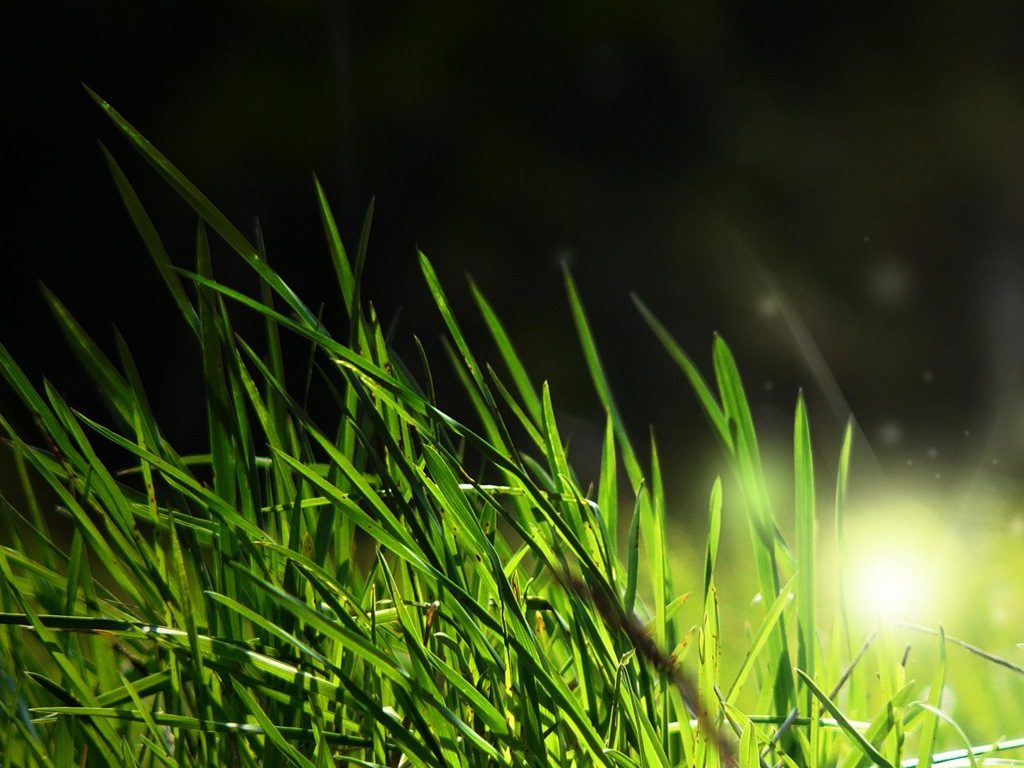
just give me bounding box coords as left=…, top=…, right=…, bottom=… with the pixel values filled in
left=5, top=2, right=1024, bottom=519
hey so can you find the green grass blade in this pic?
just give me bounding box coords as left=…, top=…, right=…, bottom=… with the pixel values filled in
left=100, top=144, right=199, bottom=335
left=469, top=277, right=543, bottom=426
left=314, top=175, right=356, bottom=318
left=916, top=626, right=947, bottom=768
left=797, top=669, right=893, bottom=768
left=623, top=481, right=644, bottom=615
left=632, top=294, right=728, bottom=446
left=419, top=251, right=488, bottom=398
left=85, top=85, right=318, bottom=329
left=563, top=265, right=641, bottom=492
left=725, top=575, right=796, bottom=706
left=597, top=413, right=619, bottom=573
left=794, top=391, right=816, bottom=709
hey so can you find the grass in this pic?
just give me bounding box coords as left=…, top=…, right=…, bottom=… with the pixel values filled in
left=0, top=87, right=1022, bottom=767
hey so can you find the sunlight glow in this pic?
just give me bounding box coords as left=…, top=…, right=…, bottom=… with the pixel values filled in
left=849, top=550, right=929, bottom=619
left=844, top=500, right=948, bottom=623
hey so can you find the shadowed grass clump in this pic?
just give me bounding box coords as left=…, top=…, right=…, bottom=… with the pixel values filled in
left=0, top=89, right=1022, bottom=767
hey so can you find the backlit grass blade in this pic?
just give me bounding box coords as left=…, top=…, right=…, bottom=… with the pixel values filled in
left=837, top=678, right=916, bottom=768
left=563, top=265, right=641, bottom=492
left=314, top=175, right=356, bottom=318
left=100, top=143, right=199, bottom=336
left=712, top=334, right=797, bottom=726
left=794, top=391, right=817, bottom=712
left=797, top=669, right=893, bottom=768
left=697, top=478, right=723, bottom=768
left=597, top=413, right=619, bottom=572
left=469, top=277, right=543, bottom=426
left=916, top=626, right=947, bottom=768
left=632, top=294, right=728, bottom=447
left=40, top=286, right=137, bottom=428
left=420, top=251, right=488, bottom=399
left=85, top=85, right=319, bottom=329
left=725, top=575, right=796, bottom=706
left=231, top=679, right=318, bottom=768
left=623, top=480, right=644, bottom=615
left=485, top=364, right=545, bottom=452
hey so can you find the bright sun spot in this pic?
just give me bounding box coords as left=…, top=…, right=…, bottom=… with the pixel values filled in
left=844, top=500, right=948, bottom=623
left=850, top=551, right=929, bottom=619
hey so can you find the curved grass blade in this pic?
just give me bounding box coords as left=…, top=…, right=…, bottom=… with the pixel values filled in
left=469, top=277, right=543, bottom=426
left=631, top=294, right=728, bottom=447
left=100, top=144, right=199, bottom=336
left=85, top=85, right=319, bottom=330
left=797, top=669, right=894, bottom=768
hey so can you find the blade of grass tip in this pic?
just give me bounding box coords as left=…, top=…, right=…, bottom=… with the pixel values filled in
left=917, top=626, right=947, bottom=768
left=350, top=197, right=374, bottom=343
left=631, top=293, right=729, bottom=449
left=623, top=480, right=645, bottom=615
left=598, top=411, right=618, bottom=557
left=563, top=264, right=641, bottom=492
left=419, top=250, right=489, bottom=399
left=725, top=575, right=797, bottom=706
left=712, top=335, right=776, bottom=552
left=712, top=334, right=798, bottom=726
left=794, top=391, right=817, bottom=706
left=253, top=220, right=292, bottom=471
left=85, top=85, right=318, bottom=329
left=485, top=363, right=544, bottom=453
left=834, top=419, right=858, bottom=702
left=196, top=222, right=236, bottom=506
left=540, top=381, right=582, bottom=530
left=39, top=286, right=134, bottom=422
left=739, top=720, right=761, bottom=768
left=219, top=301, right=261, bottom=526
left=100, top=143, right=199, bottom=336
left=698, top=479, right=723, bottom=767
left=595, top=412, right=619, bottom=581
left=443, top=335, right=504, bottom=452
left=705, top=478, right=723, bottom=602
left=314, top=175, right=356, bottom=317
left=647, top=432, right=671, bottom=651
left=469, top=277, right=543, bottom=426
left=114, top=333, right=164, bottom=461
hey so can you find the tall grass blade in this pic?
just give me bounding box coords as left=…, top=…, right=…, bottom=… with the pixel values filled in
left=794, top=391, right=817, bottom=710
left=85, top=85, right=319, bottom=329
